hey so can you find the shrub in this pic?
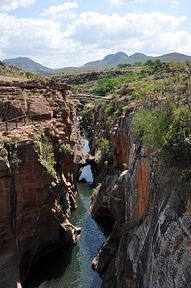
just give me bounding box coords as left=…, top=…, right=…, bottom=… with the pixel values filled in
left=131, top=91, right=142, bottom=99
left=59, top=144, right=74, bottom=156
left=163, top=107, right=191, bottom=164
left=25, top=71, right=34, bottom=79
left=3, top=140, right=22, bottom=168
left=133, top=105, right=191, bottom=165
left=104, top=103, right=115, bottom=115
left=97, top=137, right=110, bottom=156
left=34, top=140, right=57, bottom=179
left=91, top=76, right=119, bottom=96
left=140, top=66, right=153, bottom=76
left=143, top=60, right=162, bottom=73
left=118, top=63, right=132, bottom=68
left=133, top=108, right=163, bottom=150
left=133, top=62, right=143, bottom=67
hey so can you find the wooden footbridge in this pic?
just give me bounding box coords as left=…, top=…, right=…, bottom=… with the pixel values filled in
left=0, top=113, right=52, bottom=132
left=70, top=93, right=110, bottom=102
left=0, top=94, right=108, bottom=133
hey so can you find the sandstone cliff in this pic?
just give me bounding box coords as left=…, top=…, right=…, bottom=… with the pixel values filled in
left=87, top=97, right=191, bottom=288
left=0, top=78, right=82, bottom=288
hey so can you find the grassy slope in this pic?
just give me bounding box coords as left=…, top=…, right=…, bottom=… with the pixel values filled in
left=0, top=61, right=43, bottom=81
left=75, top=60, right=191, bottom=168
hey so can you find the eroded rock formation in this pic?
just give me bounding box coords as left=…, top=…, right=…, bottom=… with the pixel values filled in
left=0, top=78, right=82, bottom=288
left=88, top=101, right=191, bottom=288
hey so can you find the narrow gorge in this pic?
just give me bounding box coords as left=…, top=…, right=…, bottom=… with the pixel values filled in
left=0, top=77, right=85, bottom=287
left=0, top=60, right=191, bottom=288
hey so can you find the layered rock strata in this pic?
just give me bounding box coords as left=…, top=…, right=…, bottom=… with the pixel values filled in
left=88, top=102, right=191, bottom=288
left=0, top=79, right=83, bottom=287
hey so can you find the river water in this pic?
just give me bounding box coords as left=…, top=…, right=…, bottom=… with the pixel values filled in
left=27, top=140, right=106, bottom=288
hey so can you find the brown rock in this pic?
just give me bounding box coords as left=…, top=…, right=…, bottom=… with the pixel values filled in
left=134, top=157, right=151, bottom=219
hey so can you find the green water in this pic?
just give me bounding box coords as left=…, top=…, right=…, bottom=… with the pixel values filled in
left=28, top=171, right=106, bottom=288
left=27, top=140, right=108, bottom=288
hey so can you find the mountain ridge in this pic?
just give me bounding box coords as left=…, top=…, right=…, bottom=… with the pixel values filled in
left=3, top=52, right=191, bottom=75
left=3, top=57, right=53, bottom=75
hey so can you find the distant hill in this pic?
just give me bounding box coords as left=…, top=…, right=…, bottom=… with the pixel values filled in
left=83, top=51, right=129, bottom=69
left=128, top=53, right=153, bottom=63
left=3, top=57, right=53, bottom=75
left=156, top=52, right=191, bottom=63
left=0, top=60, right=42, bottom=82
left=3, top=52, right=191, bottom=75
left=83, top=52, right=191, bottom=69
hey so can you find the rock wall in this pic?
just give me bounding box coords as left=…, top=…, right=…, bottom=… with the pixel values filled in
left=0, top=79, right=81, bottom=288
left=88, top=102, right=191, bottom=288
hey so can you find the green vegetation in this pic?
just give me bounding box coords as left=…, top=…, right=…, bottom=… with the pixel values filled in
left=133, top=61, right=143, bottom=67
left=81, top=59, right=191, bottom=169
left=104, top=102, right=115, bottom=115
left=33, top=136, right=57, bottom=179
left=118, top=63, right=132, bottom=68
left=92, top=183, right=102, bottom=198
left=97, top=137, right=110, bottom=157
left=91, top=75, right=119, bottom=96
left=133, top=104, right=191, bottom=165
left=3, top=140, right=21, bottom=168
left=0, top=60, right=42, bottom=80
left=133, top=108, right=163, bottom=150
left=91, top=70, right=144, bottom=98
left=25, top=71, right=35, bottom=79
left=0, top=61, right=5, bottom=66
left=59, top=144, right=74, bottom=156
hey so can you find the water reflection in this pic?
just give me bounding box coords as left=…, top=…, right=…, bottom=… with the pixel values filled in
left=26, top=183, right=106, bottom=288
left=26, top=138, right=111, bottom=288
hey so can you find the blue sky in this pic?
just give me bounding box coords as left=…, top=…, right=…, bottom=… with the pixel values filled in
left=0, top=0, right=190, bottom=68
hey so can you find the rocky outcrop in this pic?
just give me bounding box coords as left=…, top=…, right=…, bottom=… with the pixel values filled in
left=54, top=70, right=129, bottom=86
left=88, top=102, right=191, bottom=288
left=116, top=164, right=191, bottom=288
left=0, top=78, right=82, bottom=288
left=0, top=79, right=69, bottom=121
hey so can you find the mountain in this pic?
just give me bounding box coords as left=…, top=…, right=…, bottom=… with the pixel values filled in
left=128, top=52, right=153, bottom=63
left=103, top=51, right=129, bottom=65
left=83, top=51, right=150, bottom=69
left=3, top=57, right=53, bottom=75
left=156, top=52, right=191, bottom=63
left=83, top=51, right=129, bottom=69
left=82, top=51, right=191, bottom=69
left=3, top=52, right=191, bottom=75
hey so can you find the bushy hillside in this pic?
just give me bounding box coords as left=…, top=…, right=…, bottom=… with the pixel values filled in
left=81, top=59, right=191, bottom=167
left=0, top=60, right=42, bottom=80
left=4, top=57, right=52, bottom=75
left=84, top=60, right=191, bottom=288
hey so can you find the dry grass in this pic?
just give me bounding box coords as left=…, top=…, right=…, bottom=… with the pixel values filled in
left=0, top=75, right=28, bottom=82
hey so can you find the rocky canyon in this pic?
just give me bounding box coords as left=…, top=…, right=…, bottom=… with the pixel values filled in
left=0, top=60, right=191, bottom=288
left=0, top=77, right=85, bottom=287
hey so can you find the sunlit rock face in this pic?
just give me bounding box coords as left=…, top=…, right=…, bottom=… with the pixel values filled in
left=0, top=79, right=82, bottom=288
left=89, top=102, right=191, bottom=288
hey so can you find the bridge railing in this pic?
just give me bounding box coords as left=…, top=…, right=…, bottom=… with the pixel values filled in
left=0, top=113, right=51, bottom=132
left=71, top=93, right=110, bottom=101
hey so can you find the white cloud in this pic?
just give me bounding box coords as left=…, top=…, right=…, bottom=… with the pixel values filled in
left=169, top=0, right=180, bottom=8
left=106, top=0, right=125, bottom=5
left=0, top=13, right=65, bottom=60
left=136, top=0, right=179, bottom=3
left=157, top=30, right=191, bottom=54
left=0, top=9, right=190, bottom=68
left=106, top=0, right=180, bottom=5
left=67, top=12, right=186, bottom=44
left=0, top=0, right=36, bottom=11
left=41, top=2, right=78, bottom=19
left=64, top=11, right=190, bottom=60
